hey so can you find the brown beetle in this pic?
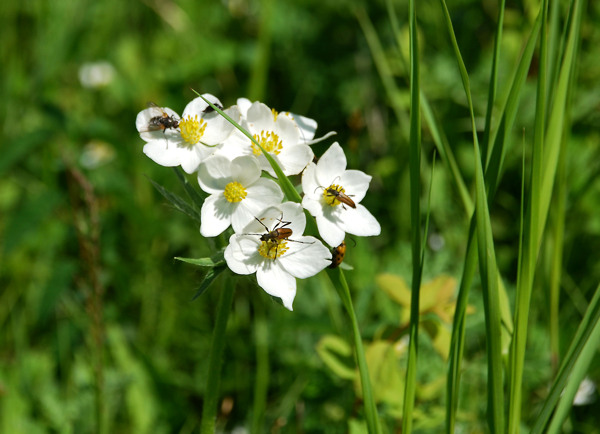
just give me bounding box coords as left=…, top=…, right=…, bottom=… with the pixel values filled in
left=246, top=214, right=312, bottom=260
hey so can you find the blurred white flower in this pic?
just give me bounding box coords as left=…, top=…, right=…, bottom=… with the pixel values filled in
left=78, top=61, right=115, bottom=88
left=301, top=142, right=381, bottom=247
left=224, top=202, right=331, bottom=310
left=79, top=140, right=115, bottom=169
left=573, top=377, right=596, bottom=406
left=197, top=155, right=284, bottom=236
left=135, top=94, right=240, bottom=174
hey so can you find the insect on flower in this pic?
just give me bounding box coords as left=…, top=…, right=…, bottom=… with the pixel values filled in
left=314, top=178, right=356, bottom=210
left=245, top=213, right=313, bottom=260
left=143, top=102, right=180, bottom=133
left=328, top=241, right=347, bottom=269
left=202, top=102, right=223, bottom=114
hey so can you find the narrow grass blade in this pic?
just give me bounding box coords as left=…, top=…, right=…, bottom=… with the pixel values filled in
left=326, top=268, right=381, bottom=434
left=508, top=1, right=582, bottom=430
left=531, top=283, right=600, bottom=433
left=358, top=6, right=472, bottom=217
left=200, top=274, right=235, bottom=432
left=481, top=0, right=506, bottom=163
left=446, top=8, right=542, bottom=432
left=438, top=0, right=505, bottom=431
left=401, top=1, right=423, bottom=432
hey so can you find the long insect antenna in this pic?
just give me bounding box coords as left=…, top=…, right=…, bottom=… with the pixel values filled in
left=254, top=216, right=270, bottom=231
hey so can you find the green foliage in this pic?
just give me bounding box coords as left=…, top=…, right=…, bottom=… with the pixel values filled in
left=2, top=0, right=600, bottom=432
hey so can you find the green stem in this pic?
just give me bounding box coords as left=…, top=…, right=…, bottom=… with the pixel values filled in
left=326, top=268, right=381, bottom=434
left=251, top=300, right=269, bottom=434
left=200, top=274, right=235, bottom=433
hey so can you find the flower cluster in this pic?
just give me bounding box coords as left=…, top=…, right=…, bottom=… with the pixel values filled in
left=136, top=94, right=381, bottom=310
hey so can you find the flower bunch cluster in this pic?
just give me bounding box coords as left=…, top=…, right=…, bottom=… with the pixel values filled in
left=136, top=94, right=381, bottom=310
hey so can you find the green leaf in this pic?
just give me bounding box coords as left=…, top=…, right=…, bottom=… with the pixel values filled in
left=175, top=250, right=225, bottom=268
left=148, top=178, right=201, bottom=223
left=191, top=266, right=227, bottom=300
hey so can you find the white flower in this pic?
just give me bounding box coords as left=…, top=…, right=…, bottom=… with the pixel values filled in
left=197, top=155, right=284, bottom=236
left=221, top=101, right=314, bottom=177
left=224, top=202, right=332, bottom=310
left=301, top=142, right=381, bottom=247
left=136, top=94, right=240, bottom=174
left=235, top=97, right=335, bottom=145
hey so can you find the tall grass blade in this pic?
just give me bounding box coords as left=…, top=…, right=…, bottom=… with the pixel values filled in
left=358, top=5, right=472, bottom=217
left=325, top=268, right=381, bottom=434
left=531, top=284, right=600, bottom=433
left=508, top=1, right=582, bottom=431
left=446, top=10, right=542, bottom=432
left=401, top=1, right=423, bottom=432
left=438, top=0, right=504, bottom=431
left=481, top=0, right=506, bottom=163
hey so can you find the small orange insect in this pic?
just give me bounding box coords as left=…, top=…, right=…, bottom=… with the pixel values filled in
left=328, top=241, right=347, bottom=269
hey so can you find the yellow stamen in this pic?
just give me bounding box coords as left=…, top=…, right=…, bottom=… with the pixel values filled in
left=323, top=184, right=345, bottom=207
left=179, top=115, right=207, bottom=146
left=258, top=240, right=288, bottom=260
left=223, top=181, right=247, bottom=203
left=271, top=108, right=279, bottom=121
left=252, top=131, right=283, bottom=156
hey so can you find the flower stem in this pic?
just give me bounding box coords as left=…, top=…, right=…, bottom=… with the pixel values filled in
left=200, top=273, right=235, bottom=433
left=326, top=268, right=381, bottom=434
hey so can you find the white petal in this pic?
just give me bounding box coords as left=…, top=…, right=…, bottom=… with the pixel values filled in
left=301, top=196, right=324, bottom=219
left=316, top=142, right=347, bottom=185
left=279, top=236, right=331, bottom=278
left=247, top=102, right=275, bottom=131
left=224, top=235, right=260, bottom=275
left=278, top=144, right=314, bottom=176
left=231, top=205, right=257, bottom=234
left=289, top=113, right=317, bottom=142
left=179, top=147, right=204, bottom=174
left=301, top=163, right=321, bottom=200
left=339, top=170, right=372, bottom=203
left=236, top=98, right=252, bottom=118
left=316, top=212, right=346, bottom=247
left=278, top=202, right=306, bottom=235
left=231, top=155, right=260, bottom=186
left=200, top=194, right=234, bottom=237
left=143, top=140, right=187, bottom=168
left=256, top=264, right=296, bottom=310
left=339, top=204, right=381, bottom=237
left=231, top=180, right=283, bottom=233
left=198, top=155, right=232, bottom=193
left=275, top=114, right=300, bottom=146
left=200, top=106, right=239, bottom=144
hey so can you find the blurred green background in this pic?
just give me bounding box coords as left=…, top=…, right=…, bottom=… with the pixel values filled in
left=2, top=0, right=600, bottom=432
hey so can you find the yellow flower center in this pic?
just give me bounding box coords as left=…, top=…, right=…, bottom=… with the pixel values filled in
left=271, top=108, right=279, bottom=121
left=179, top=115, right=207, bottom=146
left=223, top=181, right=247, bottom=203
left=251, top=131, right=283, bottom=156
left=258, top=239, right=288, bottom=260
left=323, top=184, right=345, bottom=207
